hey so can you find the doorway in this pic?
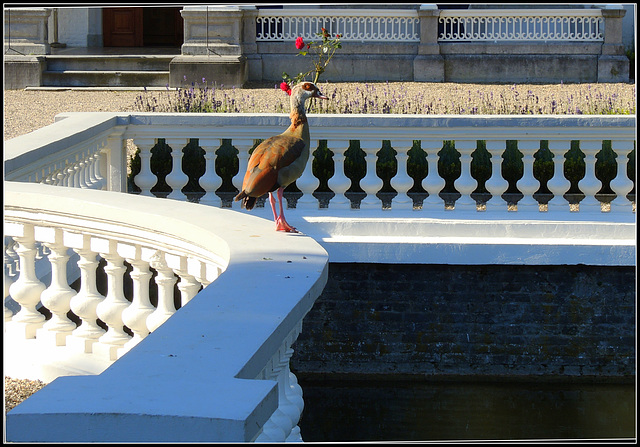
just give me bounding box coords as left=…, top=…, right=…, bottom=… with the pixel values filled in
left=102, top=7, right=183, bottom=47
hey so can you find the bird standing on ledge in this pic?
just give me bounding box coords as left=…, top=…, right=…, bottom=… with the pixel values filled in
left=234, top=82, right=328, bottom=232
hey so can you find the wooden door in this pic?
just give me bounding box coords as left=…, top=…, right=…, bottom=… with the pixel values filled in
left=103, top=8, right=143, bottom=47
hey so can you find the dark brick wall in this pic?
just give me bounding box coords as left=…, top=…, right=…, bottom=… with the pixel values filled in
left=291, top=263, right=636, bottom=380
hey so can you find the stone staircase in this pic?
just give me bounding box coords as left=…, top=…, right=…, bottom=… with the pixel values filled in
left=41, top=53, right=175, bottom=88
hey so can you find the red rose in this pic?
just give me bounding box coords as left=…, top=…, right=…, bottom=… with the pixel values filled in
left=295, top=37, right=305, bottom=50
left=280, top=82, right=292, bottom=95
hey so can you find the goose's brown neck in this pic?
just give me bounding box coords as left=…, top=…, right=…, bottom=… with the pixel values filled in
left=288, top=93, right=309, bottom=133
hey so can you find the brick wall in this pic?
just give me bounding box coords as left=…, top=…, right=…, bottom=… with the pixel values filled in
left=291, top=263, right=635, bottom=380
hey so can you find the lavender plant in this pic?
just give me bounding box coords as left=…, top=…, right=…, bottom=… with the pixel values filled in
left=134, top=80, right=635, bottom=116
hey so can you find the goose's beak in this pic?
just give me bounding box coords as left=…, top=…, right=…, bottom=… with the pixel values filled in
left=313, top=89, right=329, bottom=100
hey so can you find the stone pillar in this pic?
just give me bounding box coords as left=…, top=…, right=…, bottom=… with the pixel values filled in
left=413, top=4, right=444, bottom=82
left=598, top=5, right=629, bottom=82
left=4, top=8, right=49, bottom=89
left=4, top=8, right=51, bottom=55
left=170, top=5, right=254, bottom=88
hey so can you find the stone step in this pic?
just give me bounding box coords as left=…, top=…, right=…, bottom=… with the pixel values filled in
left=41, top=54, right=175, bottom=87
left=44, top=55, right=175, bottom=72
left=42, top=70, right=170, bottom=87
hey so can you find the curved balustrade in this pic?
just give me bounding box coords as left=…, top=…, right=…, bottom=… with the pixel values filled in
left=5, top=181, right=329, bottom=442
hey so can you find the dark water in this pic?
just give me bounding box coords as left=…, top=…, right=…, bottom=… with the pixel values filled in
left=296, top=379, right=636, bottom=442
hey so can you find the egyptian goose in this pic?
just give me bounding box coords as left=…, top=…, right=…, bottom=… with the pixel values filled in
left=234, top=82, right=328, bottom=232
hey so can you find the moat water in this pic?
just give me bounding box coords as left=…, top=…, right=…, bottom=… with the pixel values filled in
left=296, top=379, right=636, bottom=442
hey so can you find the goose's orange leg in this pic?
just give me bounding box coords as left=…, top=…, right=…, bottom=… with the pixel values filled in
left=269, top=188, right=297, bottom=232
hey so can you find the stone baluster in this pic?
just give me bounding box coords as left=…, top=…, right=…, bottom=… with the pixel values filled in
left=83, top=148, right=96, bottom=188
left=147, top=251, right=177, bottom=332
left=120, top=245, right=155, bottom=354
left=421, top=139, right=445, bottom=211
left=276, top=344, right=301, bottom=442
left=453, top=140, right=478, bottom=211
left=7, top=224, right=46, bottom=339
left=94, top=239, right=131, bottom=360
left=64, top=163, right=75, bottom=188
left=77, top=158, right=89, bottom=188
left=327, top=140, right=352, bottom=209
left=93, top=150, right=107, bottom=190
left=74, top=160, right=85, bottom=188
left=546, top=140, right=572, bottom=213
left=87, top=148, right=102, bottom=189
left=515, top=140, right=541, bottom=212
left=35, top=227, right=76, bottom=345
left=174, top=256, right=202, bottom=307
left=577, top=140, right=603, bottom=212
left=4, top=238, right=17, bottom=321
left=359, top=140, right=383, bottom=210
left=165, top=138, right=189, bottom=200
left=390, top=140, right=415, bottom=210
left=484, top=140, right=509, bottom=212
left=296, top=139, right=320, bottom=209
left=232, top=139, right=255, bottom=210
left=283, top=325, right=304, bottom=442
left=54, top=167, right=65, bottom=186
left=67, top=234, right=105, bottom=353
left=133, top=138, right=158, bottom=197
left=255, top=357, right=289, bottom=443
left=609, top=140, right=635, bottom=212
left=198, top=138, right=223, bottom=207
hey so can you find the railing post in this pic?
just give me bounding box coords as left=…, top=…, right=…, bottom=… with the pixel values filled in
left=174, top=256, right=202, bottom=307
left=255, top=357, right=289, bottom=442
left=66, top=234, right=105, bottom=353
left=4, top=238, right=18, bottom=322
left=119, top=245, right=155, bottom=355
left=484, top=140, right=509, bottom=212
left=283, top=323, right=304, bottom=442
left=421, top=139, right=445, bottom=211
left=232, top=139, right=255, bottom=209
left=546, top=140, right=572, bottom=213
left=165, top=138, right=189, bottom=201
left=198, top=138, right=223, bottom=207
left=453, top=140, right=478, bottom=211
left=133, top=138, right=158, bottom=197
left=609, top=140, right=635, bottom=212
left=359, top=140, right=383, bottom=210
left=327, top=140, right=352, bottom=210
left=6, top=223, right=46, bottom=339
left=390, top=140, right=415, bottom=210
left=94, top=239, right=131, bottom=361
left=296, top=139, right=320, bottom=209
left=577, top=140, right=603, bottom=212
left=146, top=251, right=177, bottom=333
left=35, top=227, right=76, bottom=346
left=104, top=130, right=126, bottom=192
left=516, top=140, right=542, bottom=212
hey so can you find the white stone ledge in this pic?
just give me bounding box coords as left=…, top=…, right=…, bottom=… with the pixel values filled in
left=278, top=210, right=636, bottom=266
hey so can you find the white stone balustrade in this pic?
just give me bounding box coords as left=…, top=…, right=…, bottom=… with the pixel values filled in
left=4, top=112, right=635, bottom=268
left=5, top=181, right=329, bottom=442
left=5, top=112, right=636, bottom=217
left=438, top=9, right=604, bottom=42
